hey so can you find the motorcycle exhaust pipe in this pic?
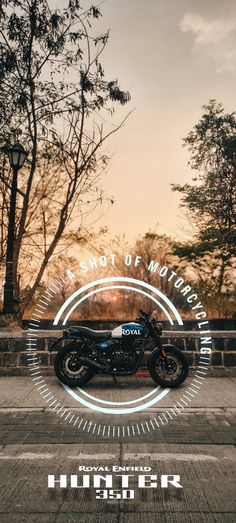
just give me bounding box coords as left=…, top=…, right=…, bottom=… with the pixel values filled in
left=79, top=356, right=105, bottom=371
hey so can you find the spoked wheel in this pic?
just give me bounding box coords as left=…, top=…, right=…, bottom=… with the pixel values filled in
left=148, top=345, right=189, bottom=388
left=53, top=342, right=95, bottom=387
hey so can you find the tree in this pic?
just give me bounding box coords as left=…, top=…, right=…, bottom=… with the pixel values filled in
left=90, top=230, right=188, bottom=319
left=172, top=100, right=236, bottom=315
left=0, top=0, right=130, bottom=317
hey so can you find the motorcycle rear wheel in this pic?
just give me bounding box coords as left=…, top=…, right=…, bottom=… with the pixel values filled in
left=53, top=342, right=95, bottom=387
left=148, top=345, right=189, bottom=388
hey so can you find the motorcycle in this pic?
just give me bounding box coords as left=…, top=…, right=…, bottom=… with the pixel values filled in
left=49, top=309, right=189, bottom=388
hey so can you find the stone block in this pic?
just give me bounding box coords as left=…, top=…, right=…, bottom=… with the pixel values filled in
left=195, top=338, right=213, bottom=353
left=184, top=351, right=195, bottom=367
left=0, top=340, right=10, bottom=352
left=38, top=352, right=49, bottom=366
left=50, top=353, right=56, bottom=365
left=211, top=352, right=222, bottom=366
left=185, top=338, right=197, bottom=351
left=14, top=337, right=46, bottom=352
left=0, top=352, right=18, bottom=366
left=213, top=338, right=225, bottom=351
left=195, top=354, right=211, bottom=366
left=19, top=352, right=49, bottom=366
left=169, top=338, right=186, bottom=350
left=225, top=338, right=236, bottom=351
left=224, top=352, right=236, bottom=367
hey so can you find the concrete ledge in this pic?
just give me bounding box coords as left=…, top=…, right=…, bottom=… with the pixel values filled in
left=0, top=329, right=235, bottom=338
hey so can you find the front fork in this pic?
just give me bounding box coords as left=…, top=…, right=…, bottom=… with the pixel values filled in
left=154, top=337, right=176, bottom=374
left=154, top=334, right=167, bottom=358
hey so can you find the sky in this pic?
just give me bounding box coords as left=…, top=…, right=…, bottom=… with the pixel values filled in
left=56, top=0, right=236, bottom=242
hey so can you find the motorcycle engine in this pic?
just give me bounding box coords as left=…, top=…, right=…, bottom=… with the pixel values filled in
left=109, top=347, right=138, bottom=371
left=95, top=339, right=140, bottom=372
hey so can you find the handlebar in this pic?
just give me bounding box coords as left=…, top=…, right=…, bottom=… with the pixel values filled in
left=139, top=309, right=149, bottom=319
left=138, top=309, right=159, bottom=321
left=135, top=309, right=162, bottom=336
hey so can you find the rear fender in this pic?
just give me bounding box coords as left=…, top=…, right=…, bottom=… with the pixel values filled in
left=49, top=335, right=84, bottom=353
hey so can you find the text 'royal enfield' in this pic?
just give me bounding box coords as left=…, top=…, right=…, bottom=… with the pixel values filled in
left=50, top=310, right=189, bottom=388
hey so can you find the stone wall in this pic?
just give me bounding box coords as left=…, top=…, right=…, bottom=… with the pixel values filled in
left=0, top=329, right=235, bottom=375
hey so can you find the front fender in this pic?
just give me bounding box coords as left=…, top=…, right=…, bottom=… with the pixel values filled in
left=147, top=346, right=160, bottom=369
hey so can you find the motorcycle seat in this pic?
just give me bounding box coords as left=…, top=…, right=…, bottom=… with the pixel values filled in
left=67, top=326, right=111, bottom=340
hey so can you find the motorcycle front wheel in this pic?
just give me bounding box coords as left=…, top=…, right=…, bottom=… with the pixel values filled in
left=148, top=345, right=189, bottom=388
left=53, top=342, right=95, bottom=387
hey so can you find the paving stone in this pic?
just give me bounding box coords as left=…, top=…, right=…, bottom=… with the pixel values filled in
left=0, top=443, right=235, bottom=520
left=0, top=376, right=235, bottom=520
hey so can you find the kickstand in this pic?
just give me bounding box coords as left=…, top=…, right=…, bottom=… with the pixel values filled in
left=113, top=376, right=117, bottom=384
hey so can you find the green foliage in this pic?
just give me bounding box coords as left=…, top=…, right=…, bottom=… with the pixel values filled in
left=172, top=100, right=236, bottom=298
left=173, top=101, right=236, bottom=250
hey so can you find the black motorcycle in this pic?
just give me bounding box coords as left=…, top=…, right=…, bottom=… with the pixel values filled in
left=50, top=309, right=189, bottom=388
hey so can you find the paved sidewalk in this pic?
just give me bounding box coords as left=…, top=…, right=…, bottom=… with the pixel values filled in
left=0, top=376, right=235, bottom=521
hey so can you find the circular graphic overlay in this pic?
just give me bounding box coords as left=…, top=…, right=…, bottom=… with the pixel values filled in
left=53, top=277, right=184, bottom=414
left=26, top=259, right=211, bottom=437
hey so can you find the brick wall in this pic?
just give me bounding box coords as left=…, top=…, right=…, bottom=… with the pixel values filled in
left=0, top=329, right=235, bottom=375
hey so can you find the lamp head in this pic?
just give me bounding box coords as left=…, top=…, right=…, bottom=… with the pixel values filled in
left=8, top=143, right=28, bottom=170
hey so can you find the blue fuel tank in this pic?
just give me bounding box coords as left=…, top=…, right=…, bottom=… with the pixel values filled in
left=111, top=322, right=147, bottom=339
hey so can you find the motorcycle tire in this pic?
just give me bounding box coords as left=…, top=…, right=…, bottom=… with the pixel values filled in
left=53, top=342, right=95, bottom=387
left=148, top=344, right=189, bottom=388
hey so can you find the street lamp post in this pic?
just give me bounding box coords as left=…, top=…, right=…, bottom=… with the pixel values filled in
left=2, top=143, right=28, bottom=315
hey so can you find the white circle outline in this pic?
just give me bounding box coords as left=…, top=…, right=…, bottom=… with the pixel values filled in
left=63, top=384, right=171, bottom=414
left=74, top=384, right=160, bottom=405
left=57, top=279, right=182, bottom=413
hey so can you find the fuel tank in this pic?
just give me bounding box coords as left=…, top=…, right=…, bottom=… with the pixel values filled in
left=111, top=322, right=147, bottom=339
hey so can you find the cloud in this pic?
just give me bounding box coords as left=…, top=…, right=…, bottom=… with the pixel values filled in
left=180, top=13, right=236, bottom=73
